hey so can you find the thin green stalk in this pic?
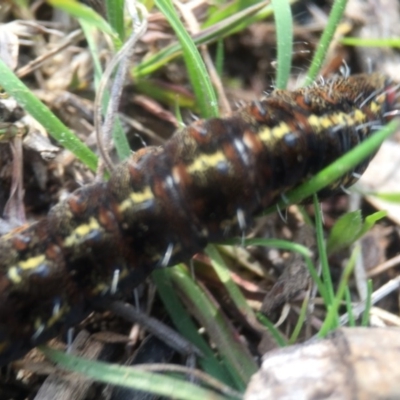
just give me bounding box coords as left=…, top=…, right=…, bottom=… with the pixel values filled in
left=40, top=348, right=233, bottom=400
left=289, top=292, right=309, bottom=344
left=155, top=0, right=218, bottom=118
left=304, top=0, right=348, bottom=85
left=205, top=245, right=257, bottom=322
left=0, top=58, right=97, bottom=170
left=313, top=195, right=334, bottom=306
left=134, top=1, right=273, bottom=78
left=49, top=0, right=122, bottom=49
left=271, top=0, right=293, bottom=89
left=318, top=245, right=359, bottom=337
left=361, top=279, right=373, bottom=326
left=345, top=288, right=356, bottom=327
left=105, top=0, right=125, bottom=41
left=170, top=265, right=258, bottom=389
left=152, top=269, right=235, bottom=387
left=80, top=20, right=103, bottom=84
left=257, top=313, right=288, bottom=347
left=340, top=37, right=400, bottom=48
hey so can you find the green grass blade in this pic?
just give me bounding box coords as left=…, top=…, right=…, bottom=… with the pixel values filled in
left=170, top=265, right=258, bottom=389
left=135, top=80, right=197, bottom=109
left=271, top=0, right=293, bottom=89
left=80, top=20, right=103, bottom=84
left=304, top=0, right=348, bottom=85
left=105, top=0, right=125, bottom=41
left=371, top=192, right=400, bottom=203
left=313, top=195, right=334, bottom=306
left=257, top=313, right=288, bottom=347
left=133, top=2, right=272, bottom=79
left=154, top=0, right=218, bottom=118
left=152, top=268, right=235, bottom=387
left=48, top=0, right=122, bottom=49
left=361, top=279, right=373, bottom=326
left=206, top=244, right=257, bottom=322
left=203, top=0, right=261, bottom=27
left=289, top=292, right=309, bottom=344
left=0, top=58, right=97, bottom=170
left=344, top=288, right=356, bottom=327
left=318, top=245, right=359, bottom=337
left=340, top=37, right=400, bottom=48
left=40, top=348, right=232, bottom=400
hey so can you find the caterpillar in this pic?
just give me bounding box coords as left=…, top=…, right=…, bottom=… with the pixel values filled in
left=0, top=73, right=398, bottom=366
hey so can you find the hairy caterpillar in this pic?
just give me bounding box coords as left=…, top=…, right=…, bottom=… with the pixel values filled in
left=0, top=73, right=397, bottom=365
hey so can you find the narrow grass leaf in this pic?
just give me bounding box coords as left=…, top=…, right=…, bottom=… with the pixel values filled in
left=361, top=211, right=387, bottom=235
left=105, top=0, right=125, bottom=41
left=152, top=268, right=235, bottom=387
left=0, top=58, right=97, bottom=170
left=133, top=2, right=272, bottom=78
left=318, top=245, right=359, bottom=337
left=304, top=0, right=348, bottom=85
left=370, top=192, right=400, bottom=203
left=155, top=0, right=218, bottom=118
left=289, top=292, right=309, bottom=344
left=48, top=0, right=121, bottom=48
left=361, top=279, right=373, bottom=326
left=135, top=80, right=197, bottom=109
left=40, top=348, right=230, bottom=400
left=80, top=20, right=103, bottom=83
left=313, top=195, right=335, bottom=307
left=205, top=244, right=257, bottom=322
left=257, top=313, right=288, bottom=347
left=170, top=265, right=258, bottom=389
left=340, top=37, right=400, bottom=48
left=344, top=288, right=356, bottom=327
left=271, top=0, right=293, bottom=89
left=203, top=0, right=261, bottom=27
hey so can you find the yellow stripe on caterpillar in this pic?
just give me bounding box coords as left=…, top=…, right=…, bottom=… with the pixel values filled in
left=258, top=122, right=291, bottom=144
left=118, top=186, right=154, bottom=213
left=63, top=217, right=102, bottom=247
left=186, top=150, right=227, bottom=175
left=7, top=254, right=47, bottom=284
